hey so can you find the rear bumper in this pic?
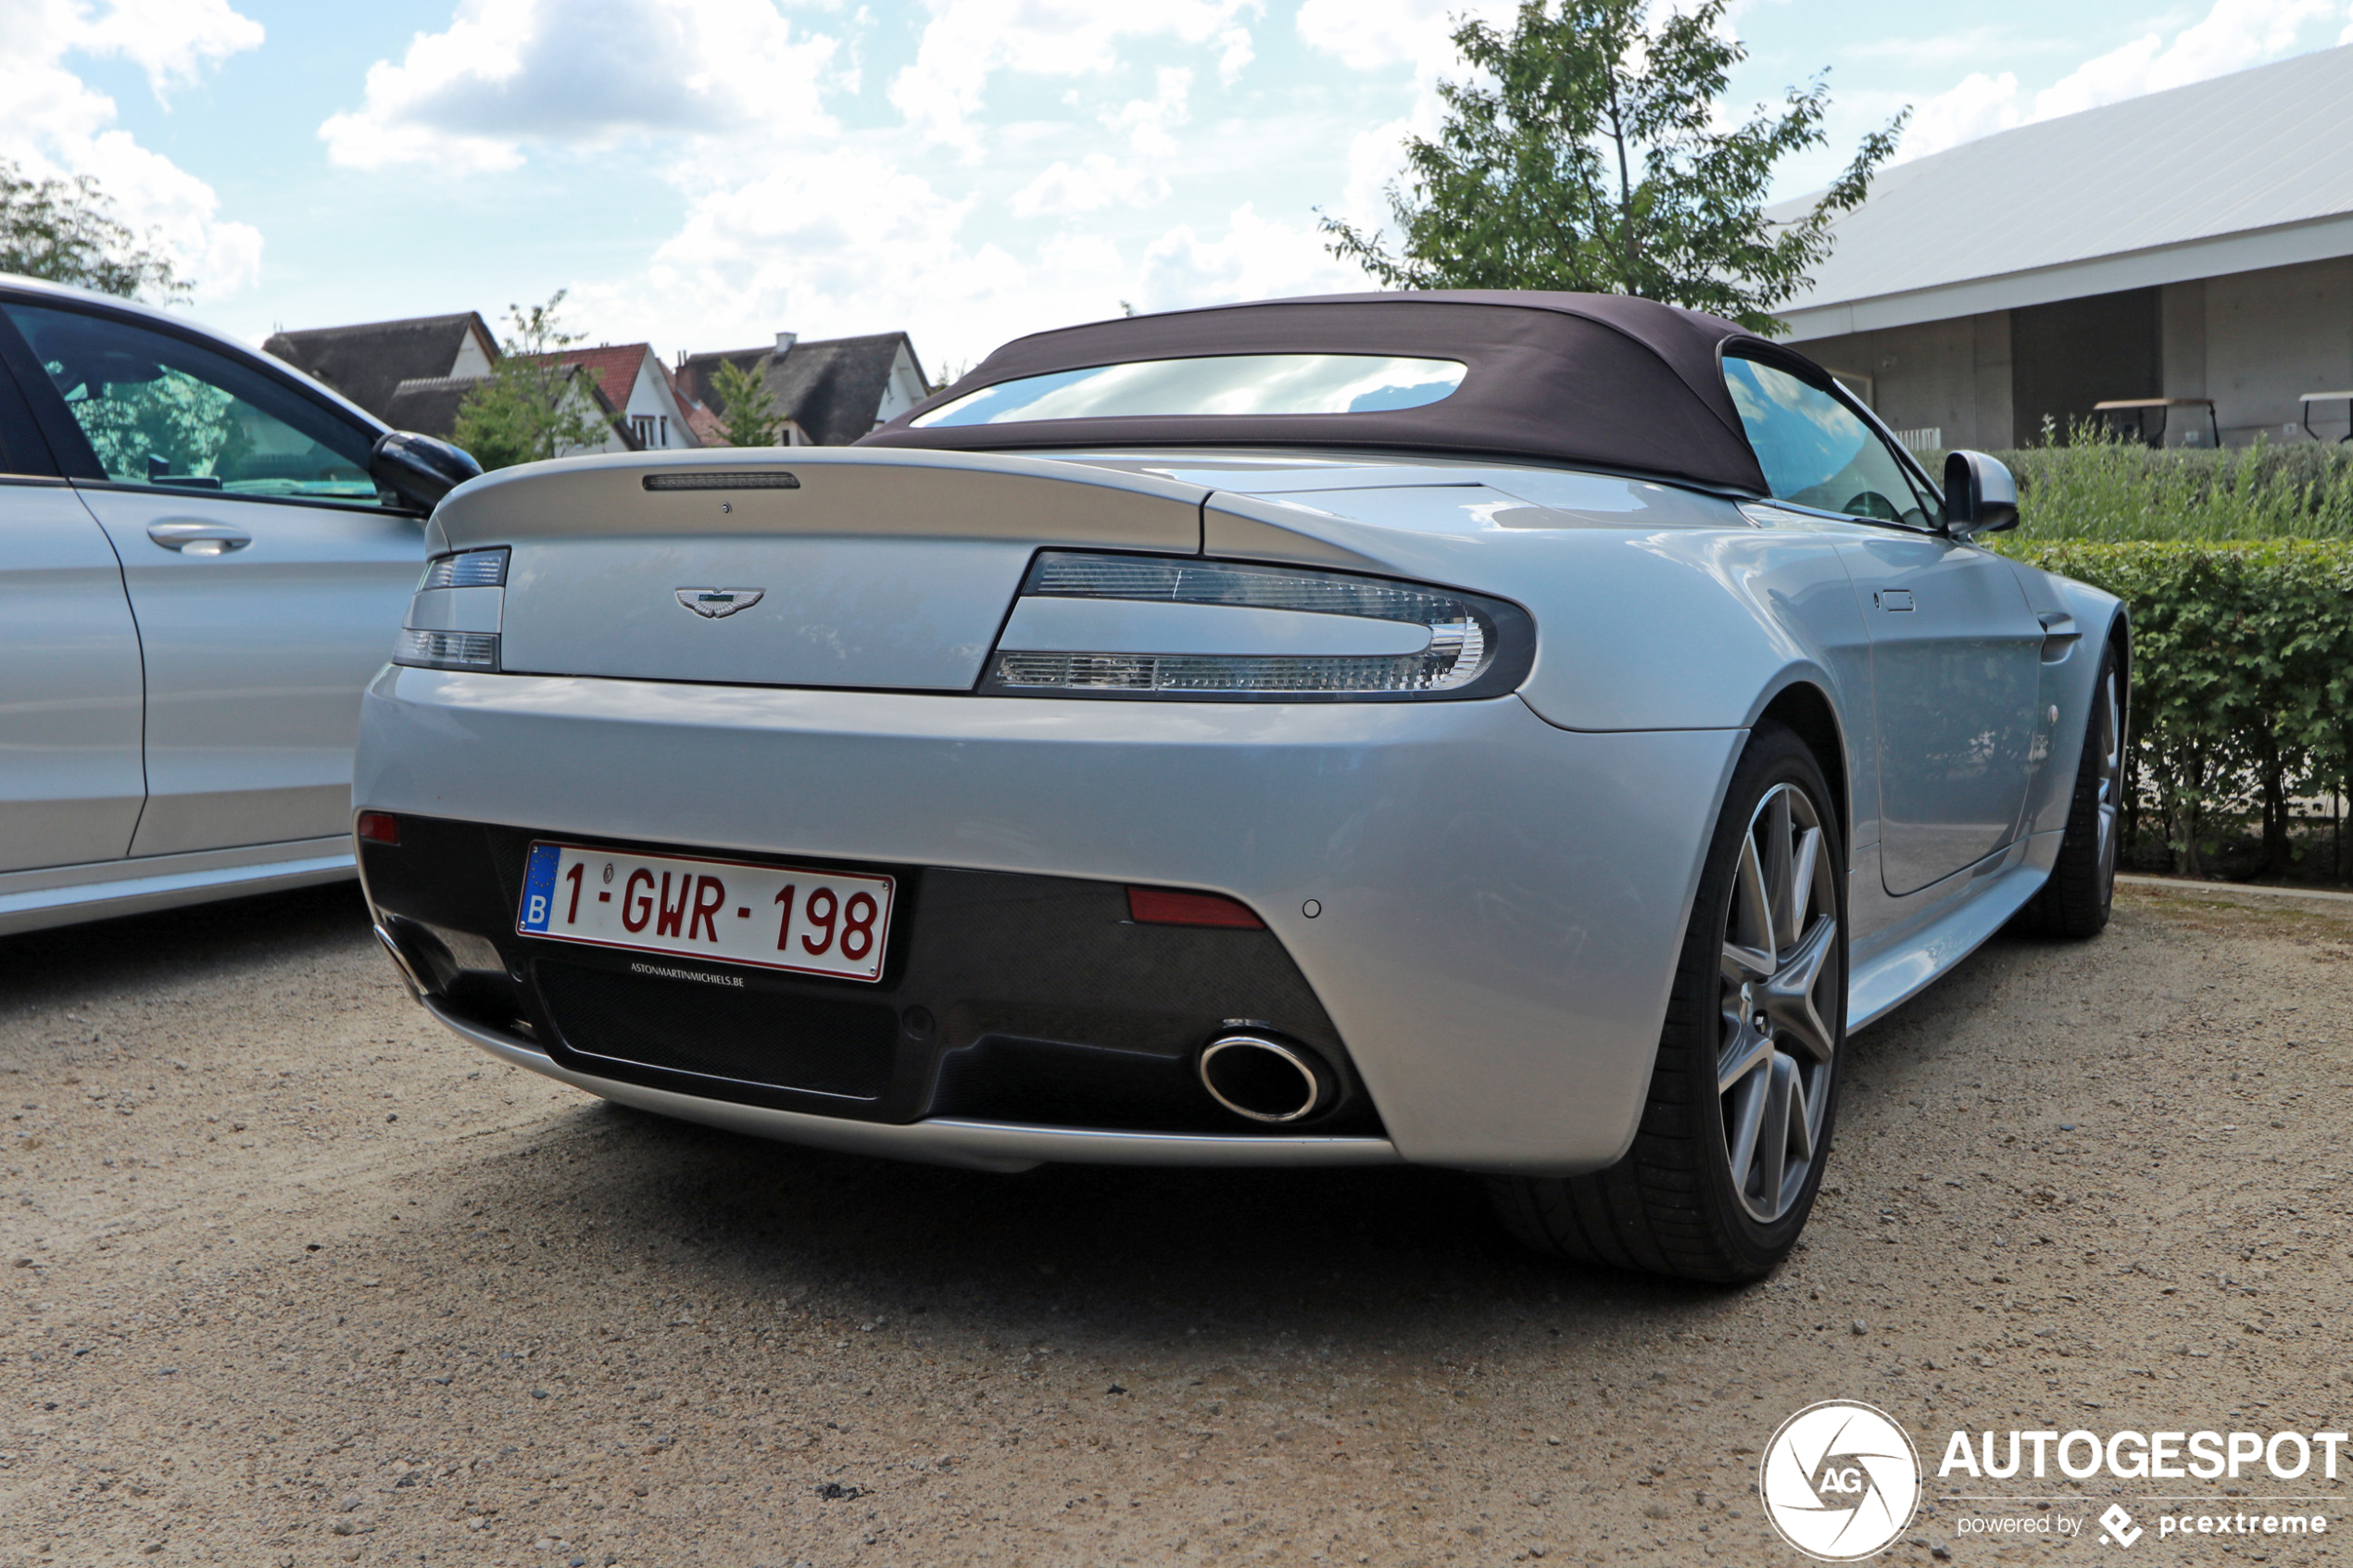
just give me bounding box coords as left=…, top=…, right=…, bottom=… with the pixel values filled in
left=358, top=666, right=1743, bottom=1173
left=434, top=999, right=1403, bottom=1173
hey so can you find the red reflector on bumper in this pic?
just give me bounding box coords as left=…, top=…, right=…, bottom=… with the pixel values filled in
left=356, top=812, right=400, bottom=846
left=1126, top=886, right=1265, bottom=929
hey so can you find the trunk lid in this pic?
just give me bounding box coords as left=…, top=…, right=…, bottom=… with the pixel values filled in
left=427, top=449, right=1206, bottom=691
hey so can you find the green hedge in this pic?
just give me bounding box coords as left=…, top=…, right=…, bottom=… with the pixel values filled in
left=1991, top=442, right=2353, bottom=542
left=2005, top=541, right=2353, bottom=878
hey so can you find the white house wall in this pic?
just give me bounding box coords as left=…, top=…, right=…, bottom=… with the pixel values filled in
left=633, top=357, right=702, bottom=449
left=874, top=342, right=927, bottom=429
left=451, top=328, right=496, bottom=380
left=555, top=379, right=628, bottom=458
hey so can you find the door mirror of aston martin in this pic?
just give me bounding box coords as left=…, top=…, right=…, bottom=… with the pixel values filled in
left=1943, top=450, right=2021, bottom=538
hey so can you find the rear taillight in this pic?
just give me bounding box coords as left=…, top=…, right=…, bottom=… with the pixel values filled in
left=396, top=547, right=508, bottom=671
left=982, top=551, right=1529, bottom=701
left=1126, top=886, right=1265, bottom=929
left=395, top=630, right=498, bottom=670
left=418, top=548, right=509, bottom=590
left=356, top=812, right=399, bottom=846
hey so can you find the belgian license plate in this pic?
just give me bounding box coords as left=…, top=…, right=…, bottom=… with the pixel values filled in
left=516, top=842, right=895, bottom=982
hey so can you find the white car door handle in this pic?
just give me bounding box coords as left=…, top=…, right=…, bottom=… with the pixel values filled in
left=147, top=521, right=252, bottom=556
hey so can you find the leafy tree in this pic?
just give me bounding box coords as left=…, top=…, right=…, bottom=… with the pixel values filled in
left=73, top=369, right=233, bottom=480
left=708, top=357, right=781, bottom=446
left=1319, top=0, right=1905, bottom=335
left=452, top=291, right=611, bottom=470
left=0, top=158, right=187, bottom=301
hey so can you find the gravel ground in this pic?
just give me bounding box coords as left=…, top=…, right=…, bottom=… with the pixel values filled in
left=2, top=881, right=2349, bottom=1567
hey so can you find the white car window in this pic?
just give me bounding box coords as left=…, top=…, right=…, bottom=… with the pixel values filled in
left=1722, top=356, right=1933, bottom=528
left=4, top=303, right=379, bottom=504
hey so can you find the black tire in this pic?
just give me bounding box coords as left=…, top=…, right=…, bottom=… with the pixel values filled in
left=1489, top=721, right=1847, bottom=1284
left=2019, top=640, right=2125, bottom=939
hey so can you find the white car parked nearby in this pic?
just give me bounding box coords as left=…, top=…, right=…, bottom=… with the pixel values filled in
left=0, top=275, right=476, bottom=935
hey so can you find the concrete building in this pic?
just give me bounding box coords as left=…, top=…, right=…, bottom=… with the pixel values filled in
left=1776, top=44, right=2353, bottom=451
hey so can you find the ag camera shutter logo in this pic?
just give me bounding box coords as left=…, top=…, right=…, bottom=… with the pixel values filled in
left=1759, top=1400, right=1922, bottom=1561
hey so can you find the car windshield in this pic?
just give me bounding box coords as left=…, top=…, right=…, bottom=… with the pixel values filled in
left=912, top=354, right=1468, bottom=427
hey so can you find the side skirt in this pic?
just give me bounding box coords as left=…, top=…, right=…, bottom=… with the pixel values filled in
left=0, top=836, right=354, bottom=936
left=1846, top=829, right=2063, bottom=1033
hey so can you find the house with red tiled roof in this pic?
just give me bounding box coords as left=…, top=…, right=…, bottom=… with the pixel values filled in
left=550, top=342, right=704, bottom=453
left=264, top=315, right=708, bottom=455
left=265, top=310, right=930, bottom=458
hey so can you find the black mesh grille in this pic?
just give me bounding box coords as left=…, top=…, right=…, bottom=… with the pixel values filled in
left=536, top=960, right=898, bottom=1100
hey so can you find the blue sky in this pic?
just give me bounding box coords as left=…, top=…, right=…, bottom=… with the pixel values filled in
left=5, top=0, right=2351, bottom=370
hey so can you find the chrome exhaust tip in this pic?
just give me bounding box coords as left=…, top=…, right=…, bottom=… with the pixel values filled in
left=1197, top=1033, right=1336, bottom=1124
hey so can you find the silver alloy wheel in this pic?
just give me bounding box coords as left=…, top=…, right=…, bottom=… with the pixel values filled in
left=1718, top=781, right=1840, bottom=1223
left=2095, top=668, right=2122, bottom=893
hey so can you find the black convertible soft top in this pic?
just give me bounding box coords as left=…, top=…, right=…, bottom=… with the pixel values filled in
left=859, top=291, right=1793, bottom=493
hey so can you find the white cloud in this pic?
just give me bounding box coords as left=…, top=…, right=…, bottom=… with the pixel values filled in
left=1293, top=0, right=1515, bottom=244
left=585, top=146, right=1023, bottom=360
left=1895, top=69, right=2024, bottom=157
left=1008, top=68, right=1189, bottom=215
left=1011, top=152, right=1167, bottom=215
left=2038, top=0, right=2334, bottom=117
left=1038, top=229, right=1124, bottom=280
left=1107, top=66, right=1191, bottom=157
left=1294, top=0, right=1455, bottom=71
left=70, top=0, right=262, bottom=99
left=887, top=0, right=1254, bottom=153
left=1841, top=24, right=2083, bottom=72
left=566, top=156, right=1370, bottom=372
left=1135, top=202, right=1365, bottom=312
left=1899, top=0, right=2345, bottom=160
left=1214, top=25, right=1253, bottom=84
left=320, top=0, right=840, bottom=172
left=0, top=0, right=265, bottom=297
left=304, top=0, right=1385, bottom=370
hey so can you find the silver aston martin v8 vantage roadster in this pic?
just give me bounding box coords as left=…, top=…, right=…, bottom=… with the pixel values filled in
left=353, top=292, right=2125, bottom=1281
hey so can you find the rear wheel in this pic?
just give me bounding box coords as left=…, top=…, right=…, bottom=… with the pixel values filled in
left=1489, top=722, right=1845, bottom=1283
left=2020, top=642, right=2124, bottom=939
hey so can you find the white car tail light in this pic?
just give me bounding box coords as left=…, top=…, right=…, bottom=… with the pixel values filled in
left=983, top=552, right=1530, bottom=700
left=396, top=548, right=508, bottom=671
left=418, top=549, right=510, bottom=590
left=396, top=630, right=499, bottom=669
